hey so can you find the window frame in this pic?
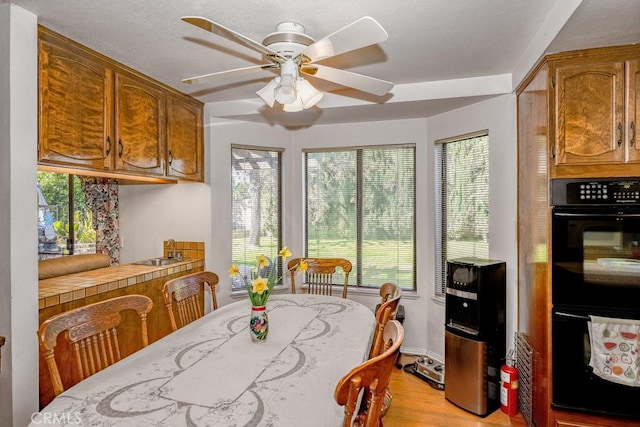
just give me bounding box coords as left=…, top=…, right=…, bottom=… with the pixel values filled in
left=434, top=130, right=489, bottom=297
left=230, top=144, right=284, bottom=292
left=303, top=143, right=416, bottom=291
left=37, top=172, right=96, bottom=257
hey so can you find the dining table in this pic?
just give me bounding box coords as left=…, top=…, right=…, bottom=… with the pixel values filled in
left=30, top=293, right=376, bottom=426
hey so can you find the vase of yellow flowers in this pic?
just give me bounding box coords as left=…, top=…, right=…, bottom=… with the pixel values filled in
left=229, top=246, right=293, bottom=342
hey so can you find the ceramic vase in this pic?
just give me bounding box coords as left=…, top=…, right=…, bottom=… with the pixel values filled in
left=249, top=305, right=268, bottom=342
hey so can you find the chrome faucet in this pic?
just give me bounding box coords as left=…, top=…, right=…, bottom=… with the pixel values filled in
left=166, top=239, right=177, bottom=259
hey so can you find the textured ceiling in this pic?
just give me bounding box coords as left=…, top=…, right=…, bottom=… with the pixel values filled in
left=6, top=0, right=640, bottom=127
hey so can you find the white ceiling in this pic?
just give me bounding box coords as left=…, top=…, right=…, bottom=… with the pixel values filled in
left=6, top=0, right=640, bottom=128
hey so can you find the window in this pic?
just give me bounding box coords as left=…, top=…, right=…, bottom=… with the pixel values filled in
left=304, top=145, right=415, bottom=290
left=434, top=131, right=489, bottom=296
left=37, top=171, right=96, bottom=257
left=231, top=146, right=283, bottom=291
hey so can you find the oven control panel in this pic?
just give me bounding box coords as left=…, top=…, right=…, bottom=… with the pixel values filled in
left=551, top=178, right=640, bottom=205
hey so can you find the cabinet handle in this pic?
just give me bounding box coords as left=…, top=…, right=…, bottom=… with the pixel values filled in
left=118, top=139, right=123, bottom=158
left=168, top=150, right=173, bottom=166
left=106, top=136, right=111, bottom=155
left=617, top=122, right=623, bottom=146
left=631, top=121, right=636, bottom=147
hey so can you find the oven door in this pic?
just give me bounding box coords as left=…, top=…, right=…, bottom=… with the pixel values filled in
left=552, top=206, right=640, bottom=308
left=552, top=305, right=640, bottom=419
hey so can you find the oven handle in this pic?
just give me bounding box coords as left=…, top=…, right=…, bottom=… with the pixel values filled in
left=554, top=311, right=591, bottom=320
left=553, top=212, right=640, bottom=218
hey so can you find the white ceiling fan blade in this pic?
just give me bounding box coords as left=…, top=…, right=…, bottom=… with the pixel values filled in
left=302, top=17, right=388, bottom=63
left=303, top=64, right=393, bottom=96
left=182, top=16, right=283, bottom=60
left=183, top=64, right=275, bottom=84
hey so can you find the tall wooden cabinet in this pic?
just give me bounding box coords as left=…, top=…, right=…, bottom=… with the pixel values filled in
left=517, top=45, right=640, bottom=427
left=38, top=26, right=203, bottom=182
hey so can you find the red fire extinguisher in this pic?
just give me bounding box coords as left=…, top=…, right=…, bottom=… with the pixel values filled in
left=500, top=350, right=519, bottom=416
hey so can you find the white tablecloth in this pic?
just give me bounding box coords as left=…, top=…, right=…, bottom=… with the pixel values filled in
left=31, top=294, right=375, bottom=426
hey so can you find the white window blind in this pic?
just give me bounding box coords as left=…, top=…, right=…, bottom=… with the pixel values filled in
left=231, top=146, right=283, bottom=291
left=434, top=132, right=489, bottom=296
left=304, top=145, right=415, bottom=290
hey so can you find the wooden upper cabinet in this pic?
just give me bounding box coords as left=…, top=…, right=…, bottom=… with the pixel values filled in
left=38, top=26, right=204, bottom=182
left=554, top=59, right=625, bottom=165
left=553, top=52, right=640, bottom=171
left=114, top=74, right=166, bottom=176
left=38, top=38, right=113, bottom=170
left=166, top=95, right=203, bottom=181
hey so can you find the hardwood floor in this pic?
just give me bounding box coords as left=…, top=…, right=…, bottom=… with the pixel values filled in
left=384, top=355, right=528, bottom=427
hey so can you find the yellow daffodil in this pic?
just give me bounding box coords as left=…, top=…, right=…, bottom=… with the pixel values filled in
left=256, top=255, right=269, bottom=269
left=252, top=276, right=269, bottom=295
left=230, top=245, right=296, bottom=306
left=279, top=246, right=292, bottom=261
left=298, top=259, right=308, bottom=273
left=228, top=264, right=240, bottom=277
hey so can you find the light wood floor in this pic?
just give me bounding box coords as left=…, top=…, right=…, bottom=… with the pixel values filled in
left=384, top=355, right=528, bottom=427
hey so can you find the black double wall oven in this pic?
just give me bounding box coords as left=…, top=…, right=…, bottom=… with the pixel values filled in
left=551, top=178, right=640, bottom=420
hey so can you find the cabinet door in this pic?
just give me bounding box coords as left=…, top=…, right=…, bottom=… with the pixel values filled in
left=555, top=61, right=625, bottom=165
left=39, top=40, right=113, bottom=170
left=114, top=73, right=165, bottom=176
left=627, top=60, right=640, bottom=163
left=166, top=95, right=203, bottom=181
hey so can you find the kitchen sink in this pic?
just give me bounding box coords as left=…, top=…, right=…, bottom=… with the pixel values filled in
left=133, top=257, right=189, bottom=266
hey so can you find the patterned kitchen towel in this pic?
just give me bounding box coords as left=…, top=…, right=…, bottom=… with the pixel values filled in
left=588, top=315, right=640, bottom=387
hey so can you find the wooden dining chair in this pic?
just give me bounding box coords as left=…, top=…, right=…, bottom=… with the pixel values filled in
left=379, top=282, right=401, bottom=305
left=163, top=271, right=219, bottom=331
left=369, top=283, right=402, bottom=358
left=39, top=294, right=153, bottom=397
left=335, top=320, right=405, bottom=427
left=288, top=257, right=352, bottom=298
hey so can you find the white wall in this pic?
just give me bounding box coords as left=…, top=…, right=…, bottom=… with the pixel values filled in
left=0, top=4, right=40, bottom=424
left=426, top=94, right=519, bottom=357
left=118, top=183, right=212, bottom=264
left=119, top=95, right=517, bottom=363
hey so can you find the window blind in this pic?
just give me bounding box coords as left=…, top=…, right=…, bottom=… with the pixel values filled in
left=304, top=145, right=415, bottom=290
left=434, top=132, right=489, bottom=296
left=231, top=145, right=283, bottom=291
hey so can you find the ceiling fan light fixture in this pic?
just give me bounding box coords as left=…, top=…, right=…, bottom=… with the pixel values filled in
left=258, top=76, right=323, bottom=111
left=297, top=78, right=323, bottom=109
left=275, top=83, right=297, bottom=104
left=282, top=98, right=304, bottom=112
left=256, top=77, right=279, bottom=107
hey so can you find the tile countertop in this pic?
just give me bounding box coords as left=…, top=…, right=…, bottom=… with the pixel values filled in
left=38, top=258, right=205, bottom=309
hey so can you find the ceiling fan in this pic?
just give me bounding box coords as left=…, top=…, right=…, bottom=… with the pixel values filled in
left=181, top=16, right=394, bottom=112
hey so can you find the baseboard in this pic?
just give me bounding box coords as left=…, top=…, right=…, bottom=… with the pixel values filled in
left=400, top=347, right=443, bottom=364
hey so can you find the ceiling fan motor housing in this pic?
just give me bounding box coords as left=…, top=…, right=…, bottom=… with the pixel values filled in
left=262, top=22, right=315, bottom=59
